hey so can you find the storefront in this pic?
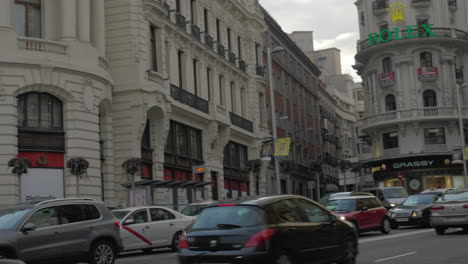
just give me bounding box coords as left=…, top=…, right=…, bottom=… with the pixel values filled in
left=368, top=155, right=463, bottom=195
left=223, top=141, right=250, bottom=199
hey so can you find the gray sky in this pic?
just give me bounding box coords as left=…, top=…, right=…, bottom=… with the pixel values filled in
left=259, top=0, right=360, bottom=81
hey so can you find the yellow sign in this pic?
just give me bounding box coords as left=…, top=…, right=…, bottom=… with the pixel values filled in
left=274, top=138, right=291, bottom=157
left=387, top=2, right=407, bottom=23
left=464, top=147, right=468, bottom=160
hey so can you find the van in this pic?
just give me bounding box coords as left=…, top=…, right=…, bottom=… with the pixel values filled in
left=364, top=187, right=408, bottom=209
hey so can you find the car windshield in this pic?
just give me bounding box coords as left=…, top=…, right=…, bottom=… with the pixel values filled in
left=192, top=206, right=264, bottom=230
left=403, top=195, right=435, bottom=206
left=0, top=208, right=31, bottom=230
left=330, top=193, right=351, bottom=198
left=382, top=188, right=408, bottom=199
left=325, top=199, right=356, bottom=212
left=441, top=191, right=468, bottom=201
left=111, top=210, right=130, bottom=221
left=180, top=205, right=207, bottom=216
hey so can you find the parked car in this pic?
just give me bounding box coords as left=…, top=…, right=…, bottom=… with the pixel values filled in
left=178, top=195, right=358, bottom=264
left=325, top=195, right=391, bottom=234
left=112, top=206, right=193, bottom=253
left=180, top=201, right=215, bottom=217
left=421, top=188, right=454, bottom=197
left=431, top=189, right=468, bottom=235
left=0, top=198, right=121, bottom=264
left=364, top=187, right=408, bottom=209
left=388, top=194, right=439, bottom=228
left=319, top=191, right=373, bottom=205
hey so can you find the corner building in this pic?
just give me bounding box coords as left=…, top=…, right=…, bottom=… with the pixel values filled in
left=355, top=0, right=468, bottom=194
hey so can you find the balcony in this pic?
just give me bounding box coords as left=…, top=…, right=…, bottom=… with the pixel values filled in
left=17, top=37, right=67, bottom=55
left=204, top=34, right=214, bottom=49
left=373, top=0, right=389, bottom=15
left=255, top=65, right=265, bottom=77
left=412, top=0, right=431, bottom=8
left=191, top=24, right=201, bottom=41
left=378, top=72, right=396, bottom=87
left=230, top=112, right=253, bottom=132
left=448, top=0, right=458, bottom=11
left=217, top=43, right=225, bottom=57
left=239, top=60, right=247, bottom=72
left=456, top=69, right=464, bottom=84
left=175, top=12, right=186, bottom=30
left=170, top=84, right=209, bottom=114
left=228, top=51, right=236, bottom=64
left=418, top=67, right=439, bottom=81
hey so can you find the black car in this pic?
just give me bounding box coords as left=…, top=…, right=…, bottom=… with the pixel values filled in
left=388, top=194, right=439, bottom=228
left=178, top=195, right=358, bottom=264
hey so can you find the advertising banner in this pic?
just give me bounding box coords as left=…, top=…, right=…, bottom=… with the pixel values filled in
left=20, top=168, right=64, bottom=202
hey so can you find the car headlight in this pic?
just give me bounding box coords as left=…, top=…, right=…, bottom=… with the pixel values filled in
left=390, top=203, right=396, bottom=207
left=411, top=210, right=423, bottom=217
left=340, top=216, right=346, bottom=221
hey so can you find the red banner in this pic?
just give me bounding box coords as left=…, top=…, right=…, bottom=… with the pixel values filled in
left=240, top=182, right=248, bottom=192
left=141, top=164, right=152, bottom=179
left=163, top=168, right=173, bottom=180
left=18, top=152, right=64, bottom=168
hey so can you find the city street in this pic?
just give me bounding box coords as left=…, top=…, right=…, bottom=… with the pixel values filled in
left=115, top=227, right=468, bottom=264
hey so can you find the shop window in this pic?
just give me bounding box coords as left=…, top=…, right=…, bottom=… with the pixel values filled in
left=165, top=121, right=202, bottom=161
left=420, top=52, right=433, bottom=67
left=223, top=141, right=248, bottom=170
left=383, top=57, right=392, bottom=72
left=15, top=0, right=41, bottom=38
left=385, top=94, right=396, bottom=111
left=423, top=90, right=437, bottom=107
left=382, top=131, right=399, bottom=149
left=424, top=128, right=446, bottom=145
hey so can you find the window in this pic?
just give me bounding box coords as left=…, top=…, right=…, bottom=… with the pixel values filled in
left=219, top=75, right=224, bottom=105
left=178, top=50, right=184, bottom=89
left=237, top=36, right=242, bottom=59
left=382, top=131, right=399, bottom=149
left=58, top=205, right=101, bottom=224
left=240, top=88, right=246, bottom=117
left=203, top=8, right=209, bottom=34
left=259, top=93, right=265, bottom=124
left=295, top=199, right=331, bottom=223
left=193, top=59, right=198, bottom=96
left=15, top=0, right=41, bottom=38
left=190, top=0, right=197, bottom=23
left=383, top=57, right=392, bottom=72
left=223, top=141, right=248, bottom=170
left=417, top=18, right=429, bottom=36
left=227, top=27, right=232, bottom=50
left=361, top=142, right=371, bottom=153
left=424, top=128, right=446, bottom=145
left=150, top=208, right=175, bottom=221
left=420, top=52, right=433, bottom=67
left=360, top=11, right=365, bottom=26
left=165, top=121, right=203, bottom=160
left=207, top=67, right=212, bottom=101
left=25, top=207, right=59, bottom=229
left=269, top=199, right=302, bottom=223
left=141, top=120, right=153, bottom=179
left=385, top=94, right=396, bottom=111
left=230, top=82, right=236, bottom=113
left=357, top=198, right=372, bottom=210
left=216, top=18, right=221, bottom=42
left=255, top=43, right=260, bottom=65
left=379, top=24, right=389, bottom=40
left=17, top=93, right=63, bottom=130
left=423, top=90, right=437, bottom=107
left=149, top=25, right=158, bottom=72
left=175, top=0, right=181, bottom=12
left=369, top=198, right=382, bottom=208
left=128, top=210, right=149, bottom=224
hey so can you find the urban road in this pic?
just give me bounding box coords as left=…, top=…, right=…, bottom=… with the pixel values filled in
left=114, top=227, right=468, bottom=264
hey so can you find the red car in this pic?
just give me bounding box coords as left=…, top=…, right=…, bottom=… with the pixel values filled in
left=325, top=195, right=391, bottom=234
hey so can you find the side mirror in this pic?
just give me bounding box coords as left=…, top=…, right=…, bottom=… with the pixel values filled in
left=123, top=219, right=135, bottom=225
left=361, top=207, right=369, bottom=212
left=21, top=223, right=37, bottom=233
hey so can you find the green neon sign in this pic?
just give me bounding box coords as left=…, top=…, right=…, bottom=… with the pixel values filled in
left=368, top=24, right=435, bottom=47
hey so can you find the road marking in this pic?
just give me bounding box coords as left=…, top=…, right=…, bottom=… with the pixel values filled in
left=360, top=229, right=433, bottom=243
left=375, top=252, right=416, bottom=262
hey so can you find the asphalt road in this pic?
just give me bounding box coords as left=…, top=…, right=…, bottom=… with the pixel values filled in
left=115, top=227, right=468, bottom=264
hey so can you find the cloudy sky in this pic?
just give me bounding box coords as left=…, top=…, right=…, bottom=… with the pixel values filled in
left=259, top=0, right=360, bottom=81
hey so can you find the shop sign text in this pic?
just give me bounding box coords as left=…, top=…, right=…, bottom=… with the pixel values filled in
left=368, top=24, right=435, bottom=47
left=393, top=160, right=434, bottom=169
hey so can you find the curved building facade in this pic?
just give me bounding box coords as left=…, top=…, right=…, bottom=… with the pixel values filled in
left=355, top=0, right=468, bottom=194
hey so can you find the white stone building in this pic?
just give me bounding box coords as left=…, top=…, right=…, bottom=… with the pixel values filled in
left=0, top=0, right=111, bottom=208
left=355, top=0, right=468, bottom=194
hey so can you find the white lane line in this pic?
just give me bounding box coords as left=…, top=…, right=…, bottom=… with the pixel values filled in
left=375, top=252, right=417, bottom=262
left=360, top=229, right=433, bottom=243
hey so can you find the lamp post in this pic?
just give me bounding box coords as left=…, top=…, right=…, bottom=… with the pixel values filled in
left=456, top=82, right=468, bottom=187
left=267, top=46, right=285, bottom=194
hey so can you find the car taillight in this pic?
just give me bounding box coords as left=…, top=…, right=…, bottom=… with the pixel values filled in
left=463, top=205, right=468, bottom=209
left=244, top=229, right=275, bottom=248
left=114, top=221, right=121, bottom=228
left=179, top=236, right=189, bottom=249
left=431, top=205, right=445, bottom=211
left=218, top=204, right=237, bottom=207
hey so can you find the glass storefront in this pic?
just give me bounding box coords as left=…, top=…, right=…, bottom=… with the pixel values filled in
left=380, top=175, right=465, bottom=193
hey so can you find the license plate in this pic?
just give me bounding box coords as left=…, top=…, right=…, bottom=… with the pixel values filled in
left=396, top=218, right=408, bottom=222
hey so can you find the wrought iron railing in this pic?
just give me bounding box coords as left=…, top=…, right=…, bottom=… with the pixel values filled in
left=170, top=84, right=209, bottom=114
left=230, top=112, right=253, bottom=132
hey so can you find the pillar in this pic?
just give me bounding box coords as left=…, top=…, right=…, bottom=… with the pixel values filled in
left=0, top=0, right=13, bottom=30
left=61, top=0, right=77, bottom=40
left=77, top=0, right=91, bottom=42
left=91, top=0, right=105, bottom=54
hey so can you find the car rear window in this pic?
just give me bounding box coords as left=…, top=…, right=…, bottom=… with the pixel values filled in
left=325, top=199, right=356, bottom=212
left=192, top=205, right=264, bottom=229
left=112, top=210, right=131, bottom=221
left=441, top=191, right=468, bottom=201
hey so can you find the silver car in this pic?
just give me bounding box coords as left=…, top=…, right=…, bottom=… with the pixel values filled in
left=430, top=189, right=468, bottom=235
left=0, top=198, right=121, bottom=264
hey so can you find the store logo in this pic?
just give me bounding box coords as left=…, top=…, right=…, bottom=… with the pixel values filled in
left=387, top=2, right=407, bottom=23
left=36, top=153, right=48, bottom=166
left=393, top=160, right=434, bottom=169
left=368, top=24, right=435, bottom=47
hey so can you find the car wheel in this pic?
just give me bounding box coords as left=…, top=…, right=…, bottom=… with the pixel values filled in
left=275, top=252, right=293, bottom=264
left=435, top=227, right=446, bottom=235
left=89, top=240, right=116, bottom=264
left=171, top=232, right=182, bottom=251
left=380, top=217, right=391, bottom=234
left=338, top=238, right=357, bottom=264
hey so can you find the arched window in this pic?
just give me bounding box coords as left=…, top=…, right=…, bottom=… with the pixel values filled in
left=385, top=94, right=397, bottom=111
left=423, top=90, right=437, bottom=107
left=17, top=92, right=63, bottom=130
left=383, top=57, right=393, bottom=72
left=420, top=52, right=433, bottom=67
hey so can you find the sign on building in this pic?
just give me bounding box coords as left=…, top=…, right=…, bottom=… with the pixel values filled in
left=20, top=168, right=64, bottom=202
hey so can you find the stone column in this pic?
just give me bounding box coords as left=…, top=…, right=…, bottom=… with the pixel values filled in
left=0, top=0, right=13, bottom=30
left=61, top=0, right=77, bottom=40
left=91, top=0, right=105, bottom=54
left=77, top=0, right=91, bottom=42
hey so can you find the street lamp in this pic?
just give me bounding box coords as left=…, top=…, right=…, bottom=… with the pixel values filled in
left=455, top=82, right=468, bottom=187
left=267, top=46, right=285, bottom=194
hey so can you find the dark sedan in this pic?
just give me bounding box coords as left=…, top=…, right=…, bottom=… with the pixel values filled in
left=178, top=195, right=358, bottom=264
left=388, top=194, right=439, bottom=228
